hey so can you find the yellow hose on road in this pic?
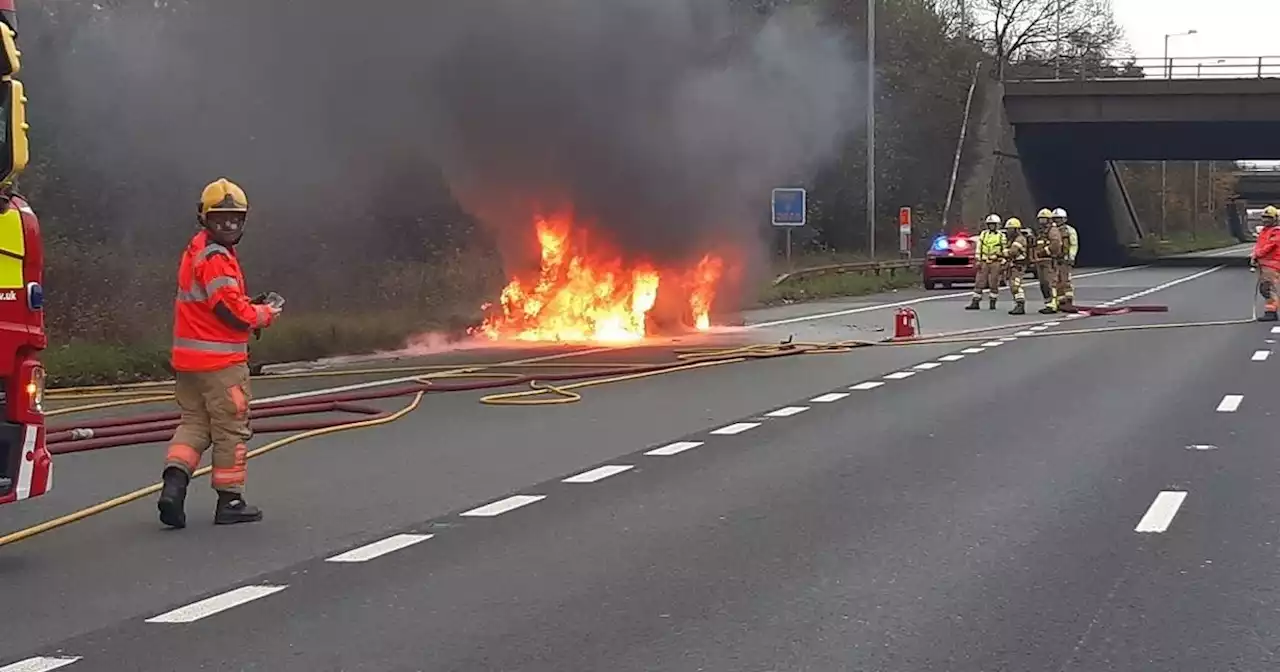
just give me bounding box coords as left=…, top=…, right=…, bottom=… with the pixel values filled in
left=0, top=391, right=426, bottom=549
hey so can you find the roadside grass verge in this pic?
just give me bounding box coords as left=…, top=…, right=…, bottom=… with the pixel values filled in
left=46, top=257, right=925, bottom=388
left=1129, top=231, right=1241, bottom=260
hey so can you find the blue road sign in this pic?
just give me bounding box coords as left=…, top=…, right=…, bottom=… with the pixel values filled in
left=772, top=188, right=806, bottom=227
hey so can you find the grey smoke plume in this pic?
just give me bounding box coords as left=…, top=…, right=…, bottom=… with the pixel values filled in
left=419, top=0, right=863, bottom=271
left=28, top=0, right=859, bottom=307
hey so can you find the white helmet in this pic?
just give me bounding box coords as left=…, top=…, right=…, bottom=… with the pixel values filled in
left=1052, top=208, right=1068, bottom=220
left=985, top=214, right=1001, bottom=226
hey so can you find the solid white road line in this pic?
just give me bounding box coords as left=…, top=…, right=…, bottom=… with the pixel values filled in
left=0, top=658, right=82, bottom=672
left=461, top=494, right=546, bottom=517
left=145, top=585, right=288, bottom=624
left=849, top=381, right=885, bottom=390
left=710, top=422, right=761, bottom=435
left=913, top=362, right=943, bottom=370
left=1216, top=395, right=1244, bottom=413
left=884, top=371, right=917, bottom=379
left=326, top=534, right=434, bottom=563
left=563, top=465, right=634, bottom=483
left=645, top=441, right=703, bottom=456
left=1252, top=350, right=1271, bottom=362
left=746, top=266, right=1149, bottom=329
left=1135, top=491, right=1188, bottom=533
left=765, top=406, right=810, bottom=417
left=810, top=393, right=849, bottom=403
left=961, top=347, right=985, bottom=354
left=938, top=354, right=965, bottom=362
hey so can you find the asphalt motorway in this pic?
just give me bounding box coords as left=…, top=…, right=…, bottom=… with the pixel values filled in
left=3, top=261, right=1277, bottom=671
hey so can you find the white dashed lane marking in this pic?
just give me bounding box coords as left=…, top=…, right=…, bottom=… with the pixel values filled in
left=913, top=362, right=943, bottom=370
left=461, top=495, right=546, bottom=517
left=1014, top=331, right=1036, bottom=336
left=765, top=406, right=809, bottom=418
left=326, top=534, right=434, bottom=563
left=1272, top=326, right=1280, bottom=334
left=1215, top=395, right=1244, bottom=413
left=145, top=585, right=289, bottom=624
left=849, top=381, right=884, bottom=390
left=938, top=354, right=964, bottom=362
left=1253, top=350, right=1271, bottom=362
left=884, top=371, right=917, bottom=380
left=646, top=441, right=703, bottom=456
left=810, top=393, right=849, bottom=403
left=1030, top=325, right=1049, bottom=331
left=1135, top=491, right=1188, bottom=533
left=961, top=347, right=985, bottom=354
left=0, top=658, right=83, bottom=672
left=710, top=422, right=761, bottom=436
left=981, top=341, right=1004, bottom=347
left=563, top=465, right=635, bottom=483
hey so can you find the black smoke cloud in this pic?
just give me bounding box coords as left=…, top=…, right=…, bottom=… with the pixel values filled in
left=28, top=0, right=859, bottom=295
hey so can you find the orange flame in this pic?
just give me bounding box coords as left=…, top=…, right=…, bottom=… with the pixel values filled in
left=475, top=215, right=724, bottom=343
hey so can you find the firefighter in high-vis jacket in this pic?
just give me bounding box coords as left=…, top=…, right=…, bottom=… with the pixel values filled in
left=967, top=214, right=1006, bottom=310
left=1051, top=207, right=1078, bottom=312
left=1039, top=213, right=1068, bottom=314
left=157, top=178, right=283, bottom=529
left=1251, top=205, right=1280, bottom=322
left=1003, top=217, right=1030, bottom=315
left=1030, top=209, right=1056, bottom=313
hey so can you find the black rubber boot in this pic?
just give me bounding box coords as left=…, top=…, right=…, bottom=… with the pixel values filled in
left=988, top=297, right=997, bottom=310
left=965, top=297, right=980, bottom=310
left=157, top=466, right=190, bottom=529
left=214, top=491, right=263, bottom=525
left=1009, top=301, right=1025, bottom=315
left=1059, top=299, right=1078, bottom=314
left=1259, top=311, right=1279, bottom=322
left=1039, top=305, right=1057, bottom=315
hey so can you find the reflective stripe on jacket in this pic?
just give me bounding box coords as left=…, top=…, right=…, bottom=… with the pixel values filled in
left=1062, top=224, right=1079, bottom=261
left=172, top=230, right=272, bottom=372
left=1255, top=227, right=1280, bottom=271
left=1005, top=233, right=1029, bottom=264
left=977, top=230, right=1005, bottom=262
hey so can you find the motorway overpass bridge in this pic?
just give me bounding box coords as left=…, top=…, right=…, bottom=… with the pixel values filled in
left=1003, top=56, right=1280, bottom=263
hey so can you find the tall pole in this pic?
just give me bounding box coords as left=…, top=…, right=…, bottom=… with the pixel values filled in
left=1161, top=34, right=1169, bottom=239
left=867, top=0, right=876, bottom=258
left=1054, top=0, right=1062, bottom=78
left=1193, top=160, right=1200, bottom=239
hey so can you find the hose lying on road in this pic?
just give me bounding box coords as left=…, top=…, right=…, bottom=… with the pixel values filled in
left=43, top=305, right=1259, bottom=449
left=0, top=392, right=426, bottom=549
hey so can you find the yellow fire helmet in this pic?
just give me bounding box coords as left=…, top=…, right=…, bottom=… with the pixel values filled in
left=1036, top=208, right=1053, bottom=220
left=198, top=178, right=249, bottom=220
left=1264, top=205, right=1280, bottom=221
left=1005, top=217, right=1022, bottom=229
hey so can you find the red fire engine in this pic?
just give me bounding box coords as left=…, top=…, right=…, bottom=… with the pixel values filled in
left=0, top=0, right=51, bottom=507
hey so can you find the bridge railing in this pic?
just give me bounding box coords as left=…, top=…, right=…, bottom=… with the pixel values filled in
left=1006, top=56, right=1280, bottom=83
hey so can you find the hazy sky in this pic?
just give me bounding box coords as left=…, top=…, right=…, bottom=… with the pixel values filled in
left=1114, top=0, right=1278, bottom=62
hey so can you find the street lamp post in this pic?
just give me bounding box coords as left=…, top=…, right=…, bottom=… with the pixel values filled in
left=867, top=0, right=876, bottom=258
left=1161, top=29, right=1198, bottom=240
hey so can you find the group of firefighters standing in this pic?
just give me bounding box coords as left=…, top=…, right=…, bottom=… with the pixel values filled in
left=968, top=207, right=1079, bottom=315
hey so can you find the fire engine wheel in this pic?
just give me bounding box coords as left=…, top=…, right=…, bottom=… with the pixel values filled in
left=923, top=279, right=936, bottom=290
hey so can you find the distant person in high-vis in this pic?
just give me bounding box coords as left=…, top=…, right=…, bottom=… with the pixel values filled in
left=1251, top=205, right=1280, bottom=322
left=1051, top=208, right=1078, bottom=312
left=157, top=178, right=282, bottom=529
left=967, top=214, right=1007, bottom=311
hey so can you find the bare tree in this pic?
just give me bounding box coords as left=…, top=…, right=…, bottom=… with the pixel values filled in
left=970, top=0, right=1121, bottom=79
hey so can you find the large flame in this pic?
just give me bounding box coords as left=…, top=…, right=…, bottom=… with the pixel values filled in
left=475, top=215, right=724, bottom=343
